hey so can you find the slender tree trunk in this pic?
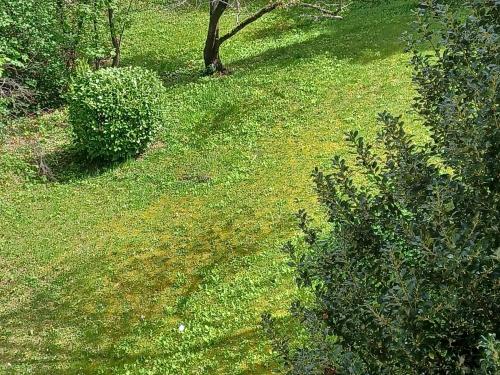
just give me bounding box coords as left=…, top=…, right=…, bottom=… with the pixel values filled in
left=69, top=15, right=85, bottom=69
left=203, top=1, right=284, bottom=74
left=55, top=0, right=75, bottom=69
left=202, top=1, right=338, bottom=74
left=107, top=7, right=121, bottom=67
left=203, top=1, right=227, bottom=72
left=93, top=0, right=101, bottom=69
left=203, top=26, right=223, bottom=72
left=56, top=0, right=83, bottom=70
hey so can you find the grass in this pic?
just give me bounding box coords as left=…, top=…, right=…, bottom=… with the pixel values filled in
left=0, top=1, right=423, bottom=373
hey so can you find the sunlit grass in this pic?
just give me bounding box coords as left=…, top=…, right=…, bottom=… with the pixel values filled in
left=0, top=1, right=422, bottom=373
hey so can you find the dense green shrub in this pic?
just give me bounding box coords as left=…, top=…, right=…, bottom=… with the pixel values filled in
left=0, top=0, right=67, bottom=111
left=0, top=0, right=137, bottom=117
left=265, top=0, right=499, bottom=373
left=68, top=66, right=165, bottom=160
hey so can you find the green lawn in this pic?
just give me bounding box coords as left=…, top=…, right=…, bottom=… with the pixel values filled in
left=0, top=2, right=421, bottom=373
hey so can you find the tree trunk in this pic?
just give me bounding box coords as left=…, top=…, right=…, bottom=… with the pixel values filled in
left=203, top=27, right=223, bottom=72
left=107, top=7, right=121, bottom=67
left=203, top=1, right=227, bottom=73
left=111, top=38, right=121, bottom=67
left=203, top=1, right=285, bottom=74
left=93, top=0, right=101, bottom=69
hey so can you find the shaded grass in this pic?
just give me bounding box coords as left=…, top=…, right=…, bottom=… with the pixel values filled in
left=0, top=1, right=423, bottom=374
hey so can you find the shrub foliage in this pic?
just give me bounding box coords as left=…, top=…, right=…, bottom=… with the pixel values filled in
left=0, top=0, right=67, bottom=112
left=68, top=66, right=164, bottom=160
left=0, top=0, right=137, bottom=117
left=265, top=1, right=499, bottom=373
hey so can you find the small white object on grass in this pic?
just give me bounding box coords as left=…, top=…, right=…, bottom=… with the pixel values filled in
left=178, top=324, right=185, bottom=333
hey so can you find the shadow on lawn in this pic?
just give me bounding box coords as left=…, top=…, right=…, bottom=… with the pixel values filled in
left=0, top=197, right=275, bottom=373
left=0, top=3, right=414, bottom=372
left=122, top=53, right=204, bottom=88
left=1, top=320, right=272, bottom=373
left=38, top=145, right=121, bottom=183
left=125, top=2, right=412, bottom=87
left=229, top=10, right=411, bottom=74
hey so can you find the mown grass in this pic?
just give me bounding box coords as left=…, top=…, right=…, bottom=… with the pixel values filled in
left=1, top=1, right=422, bottom=373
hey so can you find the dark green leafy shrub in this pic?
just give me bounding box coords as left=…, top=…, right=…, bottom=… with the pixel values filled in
left=0, top=0, right=67, bottom=111
left=0, top=0, right=137, bottom=117
left=266, top=1, right=499, bottom=373
left=68, top=66, right=165, bottom=160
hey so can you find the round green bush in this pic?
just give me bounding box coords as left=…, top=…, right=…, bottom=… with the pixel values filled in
left=68, top=66, right=164, bottom=160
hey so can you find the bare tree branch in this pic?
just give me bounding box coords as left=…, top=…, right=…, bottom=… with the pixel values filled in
left=219, top=1, right=283, bottom=45
left=0, top=77, right=35, bottom=115
left=204, top=0, right=347, bottom=72
left=297, top=2, right=343, bottom=19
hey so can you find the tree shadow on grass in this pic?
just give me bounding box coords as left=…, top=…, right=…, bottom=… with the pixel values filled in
left=0, top=3, right=416, bottom=371
left=0, top=194, right=278, bottom=373
left=39, top=146, right=116, bottom=183
left=1, top=322, right=272, bottom=374
left=122, top=2, right=413, bottom=88
left=228, top=8, right=412, bottom=75
left=2, top=132, right=120, bottom=185
left=122, top=53, right=205, bottom=88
